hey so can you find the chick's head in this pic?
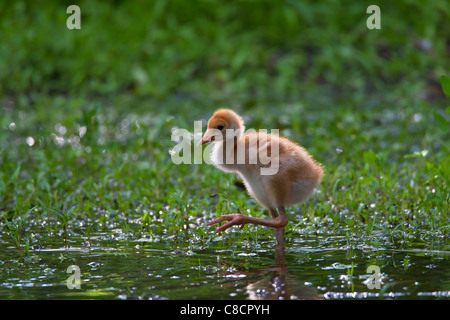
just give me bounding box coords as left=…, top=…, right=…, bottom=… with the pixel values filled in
left=198, top=109, right=245, bottom=146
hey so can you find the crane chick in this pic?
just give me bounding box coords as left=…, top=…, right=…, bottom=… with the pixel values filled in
left=198, top=109, right=323, bottom=246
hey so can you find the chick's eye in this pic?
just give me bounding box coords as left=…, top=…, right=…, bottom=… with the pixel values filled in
left=217, top=125, right=224, bottom=130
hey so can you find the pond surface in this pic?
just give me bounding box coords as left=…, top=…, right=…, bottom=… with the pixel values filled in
left=1, top=230, right=449, bottom=300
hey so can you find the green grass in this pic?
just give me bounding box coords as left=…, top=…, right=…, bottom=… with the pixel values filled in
left=0, top=1, right=449, bottom=258
left=1, top=89, right=448, bottom=256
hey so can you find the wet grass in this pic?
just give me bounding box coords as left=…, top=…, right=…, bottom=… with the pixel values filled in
left=1, top=86, right=449, bottom=301
left=1, top=86, right=448, bottom=259
left=0, top=1, right=449, bottom=299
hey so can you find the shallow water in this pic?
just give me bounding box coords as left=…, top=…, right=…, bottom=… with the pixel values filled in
left=1, top=230, right=449, bottom=300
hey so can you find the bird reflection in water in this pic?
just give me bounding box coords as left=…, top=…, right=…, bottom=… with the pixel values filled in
left=217, top=245, right=322, bottom=300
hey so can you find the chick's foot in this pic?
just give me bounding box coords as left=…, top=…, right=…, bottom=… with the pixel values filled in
left=208, top=214, right=247, bottom=233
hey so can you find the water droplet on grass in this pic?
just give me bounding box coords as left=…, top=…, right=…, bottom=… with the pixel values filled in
left=322, top=262, right=353, bottom=270
left=78, top=125, right=87, bottom=138
left=55, top=123, right=67, bottom=136
left=26, top=136, right=35, bottom=146
left=52, top=134, right=65, bottom=146
left=88, top=261, right=101, bottom=269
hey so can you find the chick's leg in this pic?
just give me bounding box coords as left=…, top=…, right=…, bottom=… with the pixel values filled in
left=208, top=214, right=248, bottom=233
left=272, top=207, right=287, bottom=247
left=208, top=207, right=288, bottom=245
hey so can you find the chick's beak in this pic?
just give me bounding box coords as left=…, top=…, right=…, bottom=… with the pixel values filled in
left=197, top=130, right=215, bottom=146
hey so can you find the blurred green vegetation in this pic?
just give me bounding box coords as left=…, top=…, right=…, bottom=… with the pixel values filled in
left=1, top=0, right=449, bottom=100
left=0, top=1, right=449, bottom=253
